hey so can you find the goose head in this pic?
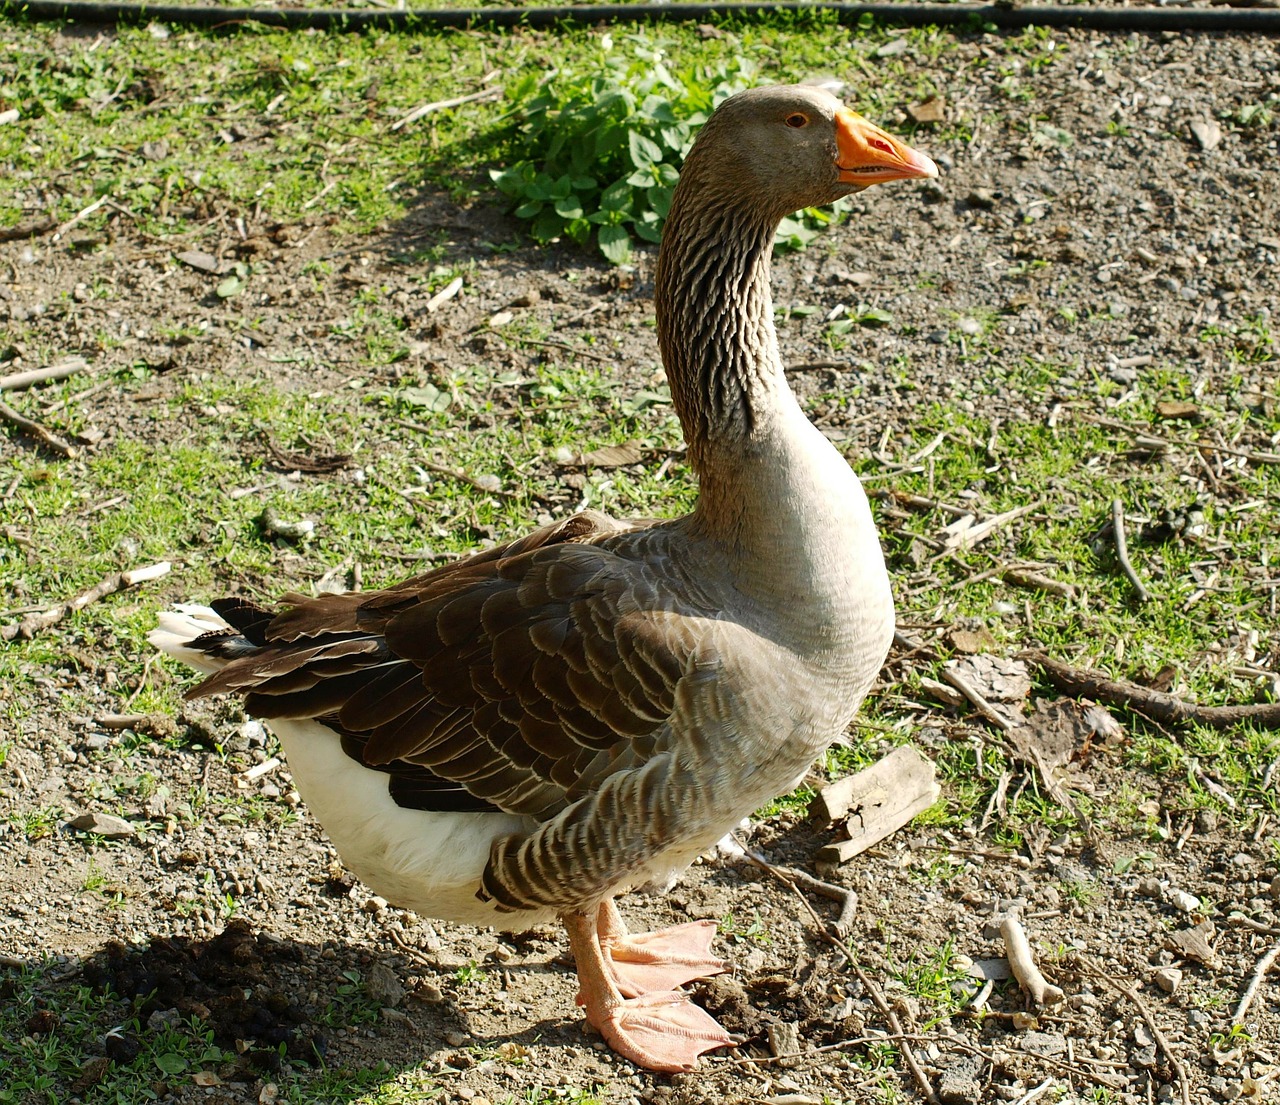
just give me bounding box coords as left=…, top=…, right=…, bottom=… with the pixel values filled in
left=679, top=84, right=938, bottom=221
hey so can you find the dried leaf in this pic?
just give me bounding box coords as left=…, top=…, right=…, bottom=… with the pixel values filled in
left=561, top=441, right=644, bottom=469
left=1164, top=921, right=1221, bottom=969
left=947, top=654, right=1031, bottom=703
left=1155, top=400, right=1199, bottom=421
left=176, top=249, right=220, bottom=273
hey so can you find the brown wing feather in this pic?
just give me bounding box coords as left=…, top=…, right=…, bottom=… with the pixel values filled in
left=188, top=511, right=699, bottom=822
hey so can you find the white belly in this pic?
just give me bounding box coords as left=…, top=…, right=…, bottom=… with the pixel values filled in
left=270, top=718, right=559, bottom=929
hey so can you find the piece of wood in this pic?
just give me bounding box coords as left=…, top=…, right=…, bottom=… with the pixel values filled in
left=1020, top=649, right=1280, bottom=730
left=0, top=356, right=90, bottom=392
left=1111, top=499, right=1151, bottom=602
left=2, top=562, right=170, bottom=642
left=1001, top=915, right=1065, bottom=1006
left=1003, top=567, right=1078, bottom=600
left=0, top=397, right=78, bottom=457
left=390, top=84, right=501, bottom=132
left=812, top=745, right=940, bottom=865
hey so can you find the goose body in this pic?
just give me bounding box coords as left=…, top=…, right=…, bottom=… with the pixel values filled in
left=151, top=85, right=935, bottom=1071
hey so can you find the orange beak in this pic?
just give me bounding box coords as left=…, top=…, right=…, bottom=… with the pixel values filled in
left=835, top=108, right=938, bottom=186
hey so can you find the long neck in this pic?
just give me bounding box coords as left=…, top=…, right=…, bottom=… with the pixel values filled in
left=655, top=189, right=784, bottom=480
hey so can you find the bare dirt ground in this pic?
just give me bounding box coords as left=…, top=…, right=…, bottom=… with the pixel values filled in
left=3, top=23, right=1279, bottom=1105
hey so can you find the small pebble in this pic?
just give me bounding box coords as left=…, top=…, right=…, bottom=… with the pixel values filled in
left=1167, top=888, right=1201, bottom=913
left=1154, top=967, right=1182, bottom=994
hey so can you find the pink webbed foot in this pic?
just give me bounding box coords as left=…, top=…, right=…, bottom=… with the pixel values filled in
left=563, top=904, right=737, bottom=1072
left=602, top=918, right=728, bottom=998
left=587, top=990, right=737, bottom=1074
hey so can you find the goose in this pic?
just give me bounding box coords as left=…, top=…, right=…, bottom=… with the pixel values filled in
left=151, top=84, right=936, bottom=1073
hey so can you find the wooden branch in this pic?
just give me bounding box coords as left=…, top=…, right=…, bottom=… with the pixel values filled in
left=1001, top=915, right=1065, bottom=1006
left=1020, top=649, right=1280, bottom=730
left=1082, top=413, right=1280, bottom=467
left=0, top=356, right=89, bottom=392
left=2, top=562, right=170, bottom=642
left=1084, top=957, right=1191, bottom=1105
left=1233, top=937, right=1280, bottom=1026
left=0, top=397, right=78, bottom=458
left=1002, top=567, right=1078, bottom=600
left=812, top=745, right=940, bottom=866
left=390, top=85, right=501, bottom=132
left=940, top=666, right=1015, bottom=733
left=1111, top=499, right=1151, bottom=603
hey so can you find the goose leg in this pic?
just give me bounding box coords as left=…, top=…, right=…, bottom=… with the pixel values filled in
left=596, top=899, right=728, bottom=998
left=563, top=905, right=736, bottom=1072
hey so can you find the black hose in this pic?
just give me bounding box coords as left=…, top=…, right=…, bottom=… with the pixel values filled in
left=4, top=0, right=1280, bottom=34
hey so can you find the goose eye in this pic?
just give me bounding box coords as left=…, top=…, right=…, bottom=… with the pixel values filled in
left=785, top=113, right=809, bottom=128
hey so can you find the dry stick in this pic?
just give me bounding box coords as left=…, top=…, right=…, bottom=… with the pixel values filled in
left=1002, top=567, right=1078, bottom=600
left=1084, top=958, right=1190, bottom=1105
left=416, top=458, right=521, bottom=502
left=1000, top=916, right=1065, bottom=1006
left=390, top=84, right=501, bottom=132
left=1083, top=413, right=1280, bottom=467
left=736, top=847, right=858, bottom=938
left=2, top=562, right=170, bottom=642
left=755, top=863, right=939, bottom=1104
left=0, top=396, right=78, bottom=458
left=509, top=335, right=614, bottom=365
left=1111, top=499, right=1151, bottom=603
left=1020, top=649, right=1280, bottom=730
left=1232, top=937, right=1280, bottom=1026
left=0, top=356, right=89, bottom=392
left=940, top=666, right=1015, bottom=733
left=1230, top=914, right=1280, bottom=937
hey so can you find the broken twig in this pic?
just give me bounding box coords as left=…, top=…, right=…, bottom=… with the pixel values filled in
left=0, top=356, right=90, bottom=392
left=1084, top=957, right=1190, bottom=1105
left=1111, top=499, right=1150, bottom=603
left=390, top=84, right=501, bottom=132
left=2, top=562, right=170, bottom=642
left=1003, top=566, right=1078, bottom=600
left=1001, top=915, right=1065, bottom=1006
left=0, top=397, right=78, bottom=457
left=941, top=665, right=1015, bottom=733
left=1232, top=937, right=1280, bottom=1026
left=1020, top=650, right=1280, bottom=731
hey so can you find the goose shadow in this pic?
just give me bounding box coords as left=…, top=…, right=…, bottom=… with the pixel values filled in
left=1, top=920, right=614, bottom=1102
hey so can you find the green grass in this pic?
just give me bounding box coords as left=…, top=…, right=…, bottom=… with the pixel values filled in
left=0, top=12, right=1056, bottom=241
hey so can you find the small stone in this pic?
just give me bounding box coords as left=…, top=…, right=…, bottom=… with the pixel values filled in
left=1190, top=120, right=1222, bottom=151
left=1021, top=1031, right=1067, bottom=1058
left=937, top=1054, right=982, bottom=1105
left=411, top=980, right=444, bottom=1004
left=147, top=1008, right=183, bottom=1031
left=1195, top=808, right=1219, bottom=834
left=907, top=96, right=946, bottom=125
left=966, top=187, right=996, bottom=209
left=766, top=1020, right=802, bottom=1058
left=66, top=812, right=135, bottom=838
left=1269, top=875, right=1280, bottom=900
left=1137, top=877, right=1163, bottom=899
left=1154, top=967, right=1182, bottom=994
left=444, top=1030, right=469, bottom=1047
left=83, top=733, right=111, bottom=752
left=1167, top=888, right=1201, bottom=913
left=365, top=963, right=405, bottom=1008
left=363, top=896, right=389, bottom=913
